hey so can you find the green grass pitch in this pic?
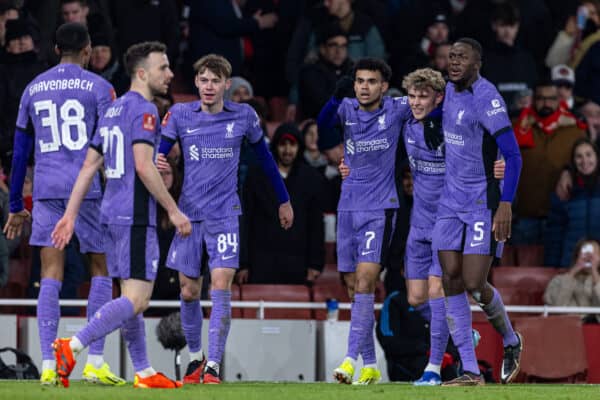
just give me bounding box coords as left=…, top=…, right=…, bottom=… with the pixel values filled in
left=0, top=381, right=598, bottom=400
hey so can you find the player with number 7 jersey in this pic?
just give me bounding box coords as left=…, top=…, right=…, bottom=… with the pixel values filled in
left=4, top=23, right=124, bottom=386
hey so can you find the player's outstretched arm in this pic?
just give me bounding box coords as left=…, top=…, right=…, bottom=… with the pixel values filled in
left=133, top=143, right=191, bottom=237
left=249, top=137, right=294, bottom=229
left=51, top=148, right=104, bottom=249
left=492, top=128, right=523, bottom=242
left=3, top=128, right=33, bottom=240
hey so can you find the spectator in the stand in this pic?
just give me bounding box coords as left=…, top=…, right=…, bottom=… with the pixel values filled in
left=391, top=12, right=450, bottom=89
left=298, top=24, right=353, bottom=119
left=286, top=0, right=385, bottom=113
left=580, top=100, right=600, bottom=144
left=572, top=10, right=600, bottom=106
left=546, top=1, right=600, bottom=68
left=224, top=77, right=254, bottom=103
left=431, top=42, right=450, bottom=76
left=481, top=3, right=537, bottom=118
left=0, top=1, right=18, bottom=58
left=238, top=123, right=325, bottom=285
left=544, top=238, right=600, bottom=322
left=513, top=80, right=587, bottom=245
left=88, top=31, right=128, bottom=96
left=60, top=0, right=111, bottom=44
left=187, top=0, right=278, bottom=81
left=107, top=0, right=179, bottom=62
left=302, top=119, right=328, bottom=174
left=0, top=18, right=47, bottom=172
left=545, top=138, right=600, bottom=267
left=551, top=64, right=576, bottom=112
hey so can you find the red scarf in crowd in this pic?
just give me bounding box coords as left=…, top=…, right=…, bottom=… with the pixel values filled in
left=515, top=101, right=587, bottom=148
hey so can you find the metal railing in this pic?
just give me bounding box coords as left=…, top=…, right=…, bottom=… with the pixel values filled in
left=0, top=299, right=598, bottom=319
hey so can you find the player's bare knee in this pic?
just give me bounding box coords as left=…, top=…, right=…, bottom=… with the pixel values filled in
left=88, top=253, right=108, bottom=277
left=354, top=276, right=376, bottom=294
left=180, top=282, right=201, bottom=301
left=407, top=292, right=427, bottom=307
left=428, top=280, right=444, bottom=299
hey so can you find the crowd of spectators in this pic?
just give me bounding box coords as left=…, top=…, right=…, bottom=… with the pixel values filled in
left=1, top=1, right=600, bottom=316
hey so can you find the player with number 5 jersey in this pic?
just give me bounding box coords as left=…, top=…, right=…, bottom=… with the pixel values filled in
left=3, top=22, right=124, bottom=386
left=158, top=54, right=292, bottom=384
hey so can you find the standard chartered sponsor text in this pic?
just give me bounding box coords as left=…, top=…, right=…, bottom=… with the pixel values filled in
left=201, top=147, right=234, bottom=159
left=355, top=138, right=390, bottom=153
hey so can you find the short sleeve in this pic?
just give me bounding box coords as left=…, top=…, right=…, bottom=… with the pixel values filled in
left=477, top=88, right=512, bottom=137
left=95, top=79, right=116, bottom=118
left=244, top=104, right=263, bottom=144
left=131, top=103, right=159, bottom=146
left=160, top=104, right=179, bottom=141
left=391, top=96, right=412, bottom=123
left=89, top=125, right=104, bottom=155
left=15, top=88, right=31, bottom=132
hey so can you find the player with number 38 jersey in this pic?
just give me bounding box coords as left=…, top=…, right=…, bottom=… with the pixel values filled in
left=4, top=23, right=124, bottom=387
left=16, top=56, right=114, bottom=201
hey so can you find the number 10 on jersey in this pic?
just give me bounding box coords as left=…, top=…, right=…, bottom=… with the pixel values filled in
left=99, top=126, right=125, bottom=179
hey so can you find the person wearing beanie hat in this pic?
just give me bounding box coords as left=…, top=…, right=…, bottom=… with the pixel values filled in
left=238, top=122, right=326, bottom=286
left=0, top=17, right=47, bottom=172
left=551, top=64, right=576, bottom=111
left=224, top=76, right=254, bottom=102
left=89, top=31, right=128, bottom=96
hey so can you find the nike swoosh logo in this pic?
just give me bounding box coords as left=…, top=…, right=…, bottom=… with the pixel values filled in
left=345, top=121, right=357, bottom=126
left=221, top=255, right=236, bottom=260
left=470, top=242, right=485, bottom=247
left=407, top=138, right=416, bottom=144
left=186, top=127, right=201, bottom=134
left=361, top=250, right=375, bottom=256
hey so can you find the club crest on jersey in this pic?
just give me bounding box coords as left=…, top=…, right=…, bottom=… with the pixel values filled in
left=457, top=109, right=465, bottom=125
left=226, top=122, right=235, bottom=138
left=378, top=114, right=387, bottom=131
left=142, top=113, right=156, bottom=131
left=189, top=144, right=199, bottom=161
left=491, top=99, right=501, bottom=108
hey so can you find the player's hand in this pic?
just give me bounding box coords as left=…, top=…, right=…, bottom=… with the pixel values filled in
left=338, top=157, right=349, bottom=180
left=556, top=169, right=573, bottom=201
left=51, top=215, right=74, bottom=250
left=3, top=209, right=31, bottom=240
left=156, top=153, right=169, bottom=171
left=333, top=76, right=355, bottom=100
left=169, top=209, right=192, bottom=237
left=236, top=269, right=249, bottom=285
left=493, top=159, right=506, bottom=179
left=492, top=201, right=512, bottom=242
left=306, top=268, right=321, bottom=283
left=279, top=201, right=294, bottom=230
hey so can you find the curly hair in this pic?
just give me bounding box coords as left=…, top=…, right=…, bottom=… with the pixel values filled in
left=402, top=68, right=446, bottom=93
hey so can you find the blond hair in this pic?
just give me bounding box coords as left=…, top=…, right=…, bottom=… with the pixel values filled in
left=402, top=68, right=446, bottom=93
left=193, top=54, right=232, bottom=79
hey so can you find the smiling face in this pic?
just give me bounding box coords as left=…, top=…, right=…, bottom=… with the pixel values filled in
left=407, top=86, right=443, bottom=121
left=574, top=142, right=598, bottom=176
left=277, top=139, right=299, bottom=167
left=354, top=69, right=388, bottom=111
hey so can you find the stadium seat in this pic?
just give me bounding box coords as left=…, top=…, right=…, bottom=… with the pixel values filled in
left=498, top=244, right=516, bottom=266
left=514, top=245, right=544, bottom=266
left=324, top=242, right=336, bottom=264
left=240, top=284, right=312, bottom=319
left=311, top=282, right=351, bottom=321
left=513, top=315, right=588, bottom=382
left=268, top=96, right=288, bottom=122
left=472, top=321, right=503, bottom=383
left=491, top=266, right=562, bottom=305
left=317, top=264, right=342, bottom=286
left=231, top=283, right=242, bottom=318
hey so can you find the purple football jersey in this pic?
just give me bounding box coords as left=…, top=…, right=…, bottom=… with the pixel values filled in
left=161, top=100, right=262, bottom=220
left=337, top=96, right=411, bottom=211
left=90, top=91, right=160, bottom=226
left=16, top=63, right=114, bottom=200
left=404, top=117, right=445, bottom=229
left=440, top=77, right=511, bottom=211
